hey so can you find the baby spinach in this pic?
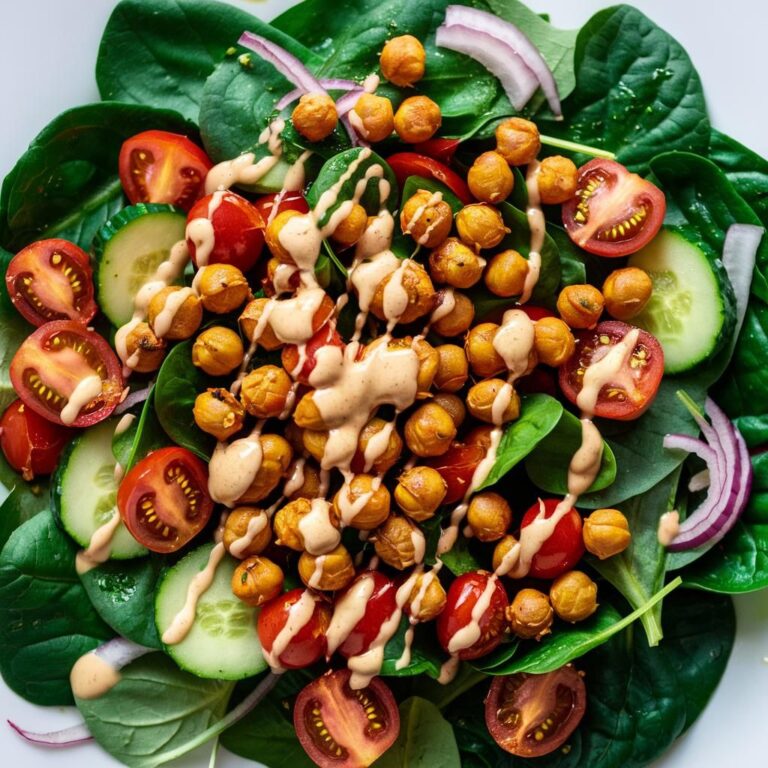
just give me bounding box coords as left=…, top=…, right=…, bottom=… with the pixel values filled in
left=439, top=535, right=482, bottom=577
left=381, top=615, right=442, bottom=679
left=402, top=175, right=463, bottom=215
left=0, top=478, right=49, bottom=549
left=112, top=389, right=169, bottom=472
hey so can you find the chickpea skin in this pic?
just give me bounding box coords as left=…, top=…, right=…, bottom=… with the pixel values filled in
left=274, top=497, right=340, bottom=553
left=332, top=475, right=391, bottom=530
left=455, top=204, right=508, bottom=252
left=370, top=260, right=436, bottom=324
left=231, top=556, right=284, bottom=607
left=292, top=92, right=338, bottom=142
left=550, top=570, right=598, bottom=623
left=468, top=151, right=515, bottom=203
left=583, top=508, right=631, bottom=560
left=394, top=95, right=442, bottom=144
left=265, top=209, right=304, bottom=264
left=484, top=249, right=529, bottom=298
left=538, top=155, right=578, bottom=205
left=411, top=337, right=440, bottom=396
left=506, top=589, right=554, bottom=640
left=429, top=237, right=485, bottom=289
left=195, top=264, right=250, bottom=314
left=374, top=514, right=425, bottom=570
left=330, top=203, right=368, bottom=248
left=240, top=365, right=294, bottom=418
left=400, top=189, right=453, bottom=249
left=239, top=434, right=293, bottom=504
left=432, top=392, right=466, bottom=428
left=432, top=290, right=475, bottom=338
left=534, top=317, right=576, bottom=367
left=557, top=284, right=605, bottom=329
left=466, top=492, right=513, bottom=542
left=293, top=392, right=327, bottom=431
left=495, top=117, right=541, bottom=166
left=433, top=344, right=469, bottom=392
left=394, top=466, right=447, bottom=522
left=193, top=388, right=245, bottom=441
left=124, top=322, right=166, bottom=373
left=298, top=545, right=355, bottom=591
left=192, top=326, right=244, bottom=376
left=466, top=379, right=521, bottom=425
left=406, top=572, right=447, bottom=622
left=602, top=267, right=653, bottom=320
left=351, top=93, right=394, bottom=143
left=223, top=507, right=272, bottom=558
left=404, top=402, right=457, bottom=457
left=239, top=298, right=283, bottom=351
left=465, top=323, right=505, bottom=378
left=380, top=34, right=426, bottom=87
left=353, top=417, right=404, bottom=475
left=492, top=534, right=519, bottom=572
left=148, top=286, right=203, bottom=341
left=286, top=460, right=322, bottom=501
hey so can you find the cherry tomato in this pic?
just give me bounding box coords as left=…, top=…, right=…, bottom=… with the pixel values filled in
left=517, top=367, right=558, bottom=398
left=118, top=130, right=212, bottom=212
left=485, top=666, right=586, bottom=757
left=427, top=442, right=486, bottom=504
left=5, top=239, right=97, bottom=327
left=187, top=191, right=266, bottom=272
left=520, top=499, right=584, bottom=580
left=521, top=305, right=554, bottom=322
left=386, top=152, right=473, bottom=205
left=254, top=191, right=310, bottom=222
left=411, top=138, right=461, bottom=164
left=0, top=399, right=73, bottom=481
left=436, top=571, right=508, bottom=660
left=293, top=669, right=400, bottom=768
left=559, top=320, right=664, bottom=421
left=282, top=324, right=343, bottom=385
left=117, top=446, right=214, bottom=553
left=257, top=588, right=331, bottom=669
left=562, top=158, right=665, bottom=257
left=10, top=321, right=123, bottom=428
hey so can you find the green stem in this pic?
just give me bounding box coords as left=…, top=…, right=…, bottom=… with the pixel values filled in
left=676, top=389, right=705, bottom=422
left=540, top=134, right=616, bottom=160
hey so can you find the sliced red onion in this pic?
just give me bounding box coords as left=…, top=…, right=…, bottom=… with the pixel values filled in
left=722, top=223, right=764, bottom=334
left=115, top=385, right=151, bottom=415
left=444, top=5, right=562, bottom=117
left=276, top=79, right=361, bottom=111
left=662, top=433, right=716, bottom=465
left=8, top=721, right=92, bottom=748
left=92, top=637, right=153, bottom=670
left=341, top=113, right=369, bottom=148
left=335, top=88, right=366, bottom=118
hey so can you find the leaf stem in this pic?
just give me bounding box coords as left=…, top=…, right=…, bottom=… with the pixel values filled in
left=676, top=389, right=705, bottom=422
left=540, top=134, right=616, bottom=160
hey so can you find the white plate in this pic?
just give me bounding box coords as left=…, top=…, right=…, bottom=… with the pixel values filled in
left=0, top=1, right=766, bottom=766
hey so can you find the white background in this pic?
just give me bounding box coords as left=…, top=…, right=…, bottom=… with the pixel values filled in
left=0, top=1, right=766, bottom=767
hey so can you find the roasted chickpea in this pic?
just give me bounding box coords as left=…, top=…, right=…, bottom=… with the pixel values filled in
left=484, top=249, right=529, bottom=298
left=268, top=256, right=301, bottom=295
left=330, top=203, right=368, bottom=248
left=492, top=534, right=518, bottom=572
left=265, top=209, right=304, bottom=264
left=355, top=417, right=404, bottom=475
left=583, top=508, right=631, bottom=560
left=602, top=267, right=653, bottom=321
left=240, top=365, right=294, bottom=418
left=380, top=34, right=426, bottom=87
left=124, top=322, right=166, bottom=373
left=351, top=93, right=394, bottom=143
left=400, top=190, right=453, bottom=249
left=537, top=155, right=578, bottom=205
left=239, top=434, right=293, bottom=504
left=302, top=429, right=329, bottom=463
left=534, top=317, right=576, bottom=367
left=465, top=323, right=505, bottom=377
left=332, top=475, right=391, bottom=530
left=239, top=298, right=282, bottom=351
left=413, top=337, right=439, bottom=396
left=557, top=284, right=605, bottom=329
left=192, top=326, right=244, bottom=376
left=223, top=507, right=272, bottom=558
left=406, top=572, right=447, bottom=622
left=285, top=460, right=322, bottom=501
left=432, top=290, right=475, bottom=337
left=455, top=204, right=508, bottom=252
left=393, top=95, right=441, bottom=143
left=193, top=388, right=245, bottom=441
left=292, top=92, right=338, bottom=142
left=550, top=571, right=598, bottom=623
left=429, top=237, right=485, bottom=289
left=495, top=117, right=541, bottom=166
left=231, top=556, right=284, bottom=607
left=374, top=515, right=425, bottom=570
left=195, top=264, right=250, bottom=314
left=506, top=589, right=554, bottom=640
left=298, top=544, right=355, bottom=591
left=370, top=259, right=436, bottom=324
left=433, top=344, right=469, bottom=392
left=467, top=491, right=513, bottom=542
left=467, top=379, right=521, bottom=425
left=394, top=466, right=447, bottom=522
left=274, top=497, right=340, bottom=554
left=468, top=151, right=515, bottom=203
left=404, top=402, right=457, bottom=457
left=147, top=286, right=203, bottom=341
left=432, top=392, right=466, bottom=428
left=293, top=392, right=327, bottom=431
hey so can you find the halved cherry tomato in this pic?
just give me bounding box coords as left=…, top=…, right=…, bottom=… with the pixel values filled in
left=485, top=666, right=586, bottom=757
left=521, top=305, right=554, bottom=322
left=427, top=442, right=486, bottom=504
left=117, top=446, right=214, bottom=553
left=436, top=571, right=508, bottom=660
left=517, top=367, right=558, bottom=398
left=293, top=669, right=400, bottom=768
left=257, top=588, right=331, bottom=669
left=411, top=138, right=461, bottom=164
left=386, top=152, right=473, bottom=205
left=559, top=320, right=664, bottom=421
left=254, top=191, right=310, bottom=222
left=0, top=399, right=73, bottom=481
left=520, top=499, right=584, bottom=580
left=187, top=191, right=265, bottom=272
left=5, top=239, right=97, bottom=327
left=562, top=158, right=665, bottom=257
left=282, top=324, right=343, bottom=385
left=10, top=321, right=123, bottom=427
left=119, top=130, right=212, bottom=212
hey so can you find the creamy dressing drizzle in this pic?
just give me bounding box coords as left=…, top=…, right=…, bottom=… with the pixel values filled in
left=658, top=511, right=681, bottom=546
left=113, top=413, right=136, bottom=437
left=60, top=374, right=102, bottom=426
left=519, top=160, right=544, bottom=304
left=229, top=511, right=269, bottom=559
left=263, top=589, right=319, bottom=672
left=185, top=190, right=226, bottom=267
left=75, top=511, right=123, bottom=575
left=70, top=653, right=122, bottom=700
left=298, top=499, right=341, bottom=555
left=208, top=423, right=265, bottom=507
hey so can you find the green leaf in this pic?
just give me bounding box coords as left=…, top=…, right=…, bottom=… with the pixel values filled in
left=0, top=480, right=49, bottom=549
left=401, top=174, right=463, bottom=215
left=380, top=614, right=442, bottom=679
left=112, top=389, right=169, bottom=472
left=439, top=535, right=482, bottom=577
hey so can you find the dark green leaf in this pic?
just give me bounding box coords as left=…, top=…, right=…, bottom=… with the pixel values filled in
left=0, top=477, right=49, bottom=550
left=112, top=389, right=169, bottom=472
left=380, top=614, right=442, bottom=679
left=440, top=535, right=482, bottom=577
left=402, top=174, right=463, bottom=215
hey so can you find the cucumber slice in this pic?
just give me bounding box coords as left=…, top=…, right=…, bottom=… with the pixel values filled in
left=93, top=203, right=187, bottom=326
left=628, top=229, right=736, bottom=373
left=155, top=544, right=266, bottom=680
left=52, top=419, right=147, bottom=560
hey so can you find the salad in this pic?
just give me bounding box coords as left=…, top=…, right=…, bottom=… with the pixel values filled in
left=0, top=0, right=766, bottom=767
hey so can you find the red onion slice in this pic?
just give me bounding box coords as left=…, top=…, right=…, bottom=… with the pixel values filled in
left=8, top=721, right=92, bottom=748
left=115, top=385, right=151, bottom=415
left=239, top=32, right=326, bottom=94
left=722, top=223, right=763, bottom=333
left=276, top=80, right=361, bottom=111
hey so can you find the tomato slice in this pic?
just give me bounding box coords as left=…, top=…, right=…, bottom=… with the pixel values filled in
left=559, top=320, right=664, bottom=421
left=119, top=130, right=212, bottom=212
left=386, top=152, right=473, bottom=205
left=562, top=158, right=665, bottom=257
left=9, top=321, right=123, bottom=427
left=282, top=324, right=344, bottom=385
left=294, top=669, right=400, bottom=768
left=254, top=191, right=310, bottom=222
left=520, top=500, right=585, bottom=580
left=117, top=446, right=214, bottom=553
left=485, top=666, right=586, bottom=757
left=427, top=442, right=486, bottom=504
left=411, top=138, right=461, bottom=164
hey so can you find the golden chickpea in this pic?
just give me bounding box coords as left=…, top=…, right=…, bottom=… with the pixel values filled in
left=285, top=460, right=322, bottom=501
left=400, top=190, right=453, bottom=249
left=404, top=402, right=457, bottom=457
left=468, top=151, right=515, bottom=203
left=432, top=392, right=466, bottom=428
left=239, top=298, right=283, bottom=351
left=195, top=264, right=250, bottom=314
left=557, top=284, right=605, bottom=329
left=467, top=491, right=513, bottom=542
left=374, top=515, right=425, bottom=570
left=602, top=267, right=653, bottom=321
left=354, top=417, right=404, bottom=475
left=192, top=326, right=244, bottom=376
left=484, top=249, right=529, bottom=298
left=395, top=466, right=447, bottom=522
left=455, top=204, right=508, bottom=252
left=124, top=322, right=166, bottom=373
left=293, top=392, right=327, bottom=431
left=223, top=507, right=272, bottom=558
left=330, top=203, right=368, bottom=249
left=393, top=95, right=441, bottom=143
left=433, top=344, right=469, bottom=392
left=284, top=421, right=306, bottom=454
left=292, top=92, right=338, bottom=142
left=274, top=498, right=340, bottom=554
left=351, top=93, right=394, bottom=143
left=231, top=556, right=284, bottom=607
left=302, top=429, right=329, bottom=463
left=380, top=34, right=426, bottom=87
left=298, top=544, right=355, bottom=591
left=406, top=572, right=446, bottom=622
left=550, top=571, right=598, bottom=623
left=193, top=388, right=245, bottom=441
left=332, top=475, right=391, bottom=530
left=413, top=337, right=439, bottom=396
left=534, top=317, right=576, bottom=367
left=240, top=365, right=293, bottom=419
left=432, top=290, right=475, bottom=337
left=239, top=434, right=293, bottom=504
left=583, top=508, right=631, bottom=560
left=429, top=237, right=485, bottom=289
left=267, top=256, right=301, bottom=295
left=538, top=155, right=578, bottom=205
left=495, top=117, right=541, bottom=166
left=466, top=379, right=520, bottom=425
left=492, top=534, right=519, bottom=572
left=147, top=286, right=202, bottom=341
left=465, top=323, right=505, bottom=377
left=370, top=260, right=436, bottom=324
left=265, top=209, right=304, bottom=264
left=506, top=589, right=554, bottom=640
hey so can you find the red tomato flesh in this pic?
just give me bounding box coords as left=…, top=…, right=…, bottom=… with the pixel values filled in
left=520, top=499, right=584, bottom=580
left=427, top=442, right=486, bottom=504
left=254, top=191, right=310, bottom=222
left=282, top=324, right=343, bottom=385
left=386, top=152, right=473, bottom=205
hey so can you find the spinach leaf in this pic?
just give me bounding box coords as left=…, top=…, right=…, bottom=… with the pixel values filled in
left=402, top=174, right=463, bottom=215
left=0, top=478, right=49, bottom=549
left=0, top=510, right=113, bottom=705
left=112, top=389, right=169, bottom=472
left=439, top=535, right=482, bottom=577
left=380, top=615, right=442, bottom=679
